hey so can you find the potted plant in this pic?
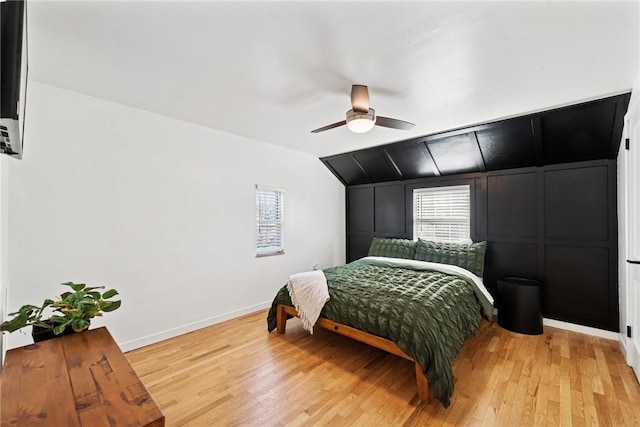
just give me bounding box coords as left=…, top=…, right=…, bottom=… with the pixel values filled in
left=0, top=282, right=121, bottom=342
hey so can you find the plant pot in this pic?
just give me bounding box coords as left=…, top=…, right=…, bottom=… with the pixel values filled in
left=31, top=321, right=82, bottom=343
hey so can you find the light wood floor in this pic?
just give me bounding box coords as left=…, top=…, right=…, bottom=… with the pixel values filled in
left=126, top=310, right=640, bottom=426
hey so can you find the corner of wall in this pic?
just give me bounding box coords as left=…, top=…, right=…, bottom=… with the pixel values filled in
left=0, top=155, right=9, bottom=367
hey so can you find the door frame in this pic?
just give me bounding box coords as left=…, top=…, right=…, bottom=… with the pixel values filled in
left=622, top=95, right=640, bottom=381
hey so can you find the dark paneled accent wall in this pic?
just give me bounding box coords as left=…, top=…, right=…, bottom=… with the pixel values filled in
left=346, top=160, right=618, bottom=332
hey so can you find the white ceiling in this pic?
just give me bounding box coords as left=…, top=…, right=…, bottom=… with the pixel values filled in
left=27, top=1, right=640, bottom=158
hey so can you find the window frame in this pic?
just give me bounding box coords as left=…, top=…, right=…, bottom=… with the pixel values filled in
left=255, top=185, right=285, bottom=257
left=412, top=184, right=472, bottom=243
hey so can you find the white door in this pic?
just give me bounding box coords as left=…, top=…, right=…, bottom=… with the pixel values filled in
left=625, top=100, right=640, bottom=380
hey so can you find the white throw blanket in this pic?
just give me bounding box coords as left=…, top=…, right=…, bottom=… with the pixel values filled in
left=286, top=270, right=329, bottom=334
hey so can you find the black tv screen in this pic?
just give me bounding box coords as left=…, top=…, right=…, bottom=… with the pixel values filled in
left=0, top=0, right=28, bottom=159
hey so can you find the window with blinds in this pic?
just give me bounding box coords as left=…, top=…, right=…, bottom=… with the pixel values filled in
left=255, top=185, right=284, bottom=256
left=413, top=185, right=471, bottom=243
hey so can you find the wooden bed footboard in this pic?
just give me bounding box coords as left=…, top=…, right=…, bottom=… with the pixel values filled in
left=276, top=304, right=431, bottom=403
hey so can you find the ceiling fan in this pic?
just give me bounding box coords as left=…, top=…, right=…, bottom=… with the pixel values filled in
left=311, top=85, right=415, bottom=134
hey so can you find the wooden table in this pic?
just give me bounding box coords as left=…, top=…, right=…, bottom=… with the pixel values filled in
left=1, top=327, right=164, bottom=427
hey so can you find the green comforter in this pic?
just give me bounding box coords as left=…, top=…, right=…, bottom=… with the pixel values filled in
left=267, top=257, right=494, bottom=407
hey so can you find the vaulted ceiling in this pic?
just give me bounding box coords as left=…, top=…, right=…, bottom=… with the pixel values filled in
left=27, top=1, right=639, bottom=158
left=321, top=93, right=631, bottom=185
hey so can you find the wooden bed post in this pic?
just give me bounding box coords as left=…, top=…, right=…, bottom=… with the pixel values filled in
left=276, top=304, right=287, bottom=334
left=415, top=363, right=431, bottom=403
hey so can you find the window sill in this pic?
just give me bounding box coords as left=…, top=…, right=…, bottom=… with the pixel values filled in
left=256, top=251, right=285, bottom=258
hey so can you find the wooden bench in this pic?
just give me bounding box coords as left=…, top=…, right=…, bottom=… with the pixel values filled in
left=276, top=304, right=431, bottom=403
left=1, top=327, right=164, bottom=427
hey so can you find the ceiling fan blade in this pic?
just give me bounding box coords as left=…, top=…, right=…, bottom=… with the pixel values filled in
left=351, top=85, right=370, bottom=113
left=311, top=120, right=347, bottom=133
left=375, top=116, right=415, bottom=130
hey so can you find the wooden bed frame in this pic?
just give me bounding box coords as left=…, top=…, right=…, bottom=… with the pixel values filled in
left=276, top=304, right=431, bottom=403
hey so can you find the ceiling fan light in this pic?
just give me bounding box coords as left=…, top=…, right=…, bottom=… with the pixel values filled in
left=346, top=109, right=376, bottom=133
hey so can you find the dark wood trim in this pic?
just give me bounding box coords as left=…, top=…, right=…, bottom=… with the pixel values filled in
left=421, top=140, right=441, bottom=176
left=320, top=159, right=347, bottom=186
left=470, top=131, right=487, bottom=172
left=531, top=118, right=545, bottom=167
left=610, top=96, right=630, bottom=158
left=382, top=148, right=404, bottom=180
left=607, top=162, right=619, bottom=329
left=536, top=169, right=545, bottom=282
left=350, top=154, right=372, bottom=184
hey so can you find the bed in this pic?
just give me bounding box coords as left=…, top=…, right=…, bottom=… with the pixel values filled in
left=266, top=238, right=494, bottom=407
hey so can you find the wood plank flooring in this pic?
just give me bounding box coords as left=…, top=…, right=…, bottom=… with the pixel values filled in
left=126, top=310, right=640, bottom=426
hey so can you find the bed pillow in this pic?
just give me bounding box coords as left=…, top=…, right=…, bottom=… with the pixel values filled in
left=414, top=239, right=487, bottom=277
left=367, top=237, right=417, bottom=260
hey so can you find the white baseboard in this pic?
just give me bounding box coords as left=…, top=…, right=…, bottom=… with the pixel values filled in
left=118, top=300, right=272, bottom=352
left=542, top=317, right=620, bottom=341
left=493, top=309, right=620, bottom=341
left=627, top=340, right=640, bottom=381
left=493, top=308, right=622, bottom=341
left=620, top=334, right=629, bottom=360
left=117, top=304, right=621, bottom=353
left=619, top=336, right=640, bottom=385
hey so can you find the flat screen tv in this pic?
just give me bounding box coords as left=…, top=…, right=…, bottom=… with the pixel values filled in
left=0, top=0, right=27, bottom=159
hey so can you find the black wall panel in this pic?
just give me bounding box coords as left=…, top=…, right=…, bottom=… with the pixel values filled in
left=487, top=173, right=537, bottom=238
left=544, top=166, right=609, bottom=241
left=544, top=245, right=611, bottom=327
left=542, top=102, right=615, bottom=165
left=374, top=184, right=405, bottom=234
left=347, top=187, right=373, bottom=233
left=485, top=242, right=538, bottom=297
left=352, top=150, right=399, bottom=183
left=473, top=178, right=488, bottom=238
left=348, top=234, right=374, bottom=262
left=427, top=134, right=484, bottom=175
left=476, top=119, right=536, bottom=171
left=385, top=142, right=437, bottom=179
left=326, top=156, right=370, bottom=186
left=345, top=160, right=618, bottom=331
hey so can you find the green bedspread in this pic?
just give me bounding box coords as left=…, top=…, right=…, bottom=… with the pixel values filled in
left=266, top=257, right=494, bottom=407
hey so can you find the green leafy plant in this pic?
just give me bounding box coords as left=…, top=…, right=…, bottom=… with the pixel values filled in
left=0, top=282, right=121, bottom=335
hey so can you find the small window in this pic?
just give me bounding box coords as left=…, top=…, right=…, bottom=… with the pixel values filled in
left=256, top=185, right=284, bottom=256
left=413, top=185, right=471, bottom=243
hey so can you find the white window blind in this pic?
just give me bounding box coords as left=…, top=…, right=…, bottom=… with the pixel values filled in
left=413, top=185, right=471, bottom=243
left=256, top=185, right=284, bottom=256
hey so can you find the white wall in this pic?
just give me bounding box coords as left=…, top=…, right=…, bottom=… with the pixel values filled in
left=4, top=82, right=345, bottom=351
left=0, top=155, right=8, bottom=364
